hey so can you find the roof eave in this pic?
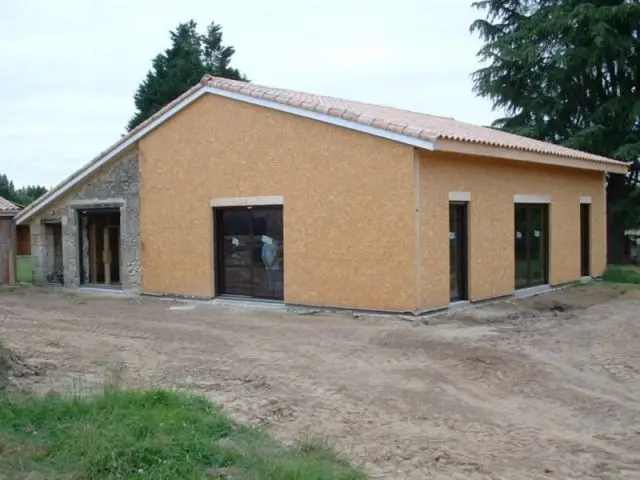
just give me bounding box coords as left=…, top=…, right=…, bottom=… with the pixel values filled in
left=433, top=138, right=628, bottom=174
left=202, top=85, right=436, bottom=151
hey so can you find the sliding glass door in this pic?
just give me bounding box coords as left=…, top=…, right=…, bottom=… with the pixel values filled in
left=215, top=206, right=284, bottom=300
left=515, top=204, right=549, bottom=288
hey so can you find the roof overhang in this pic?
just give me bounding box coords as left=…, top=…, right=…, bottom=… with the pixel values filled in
left=203, top=86, right=437, bottom=151
left=433, top=138, right=629, bottom=174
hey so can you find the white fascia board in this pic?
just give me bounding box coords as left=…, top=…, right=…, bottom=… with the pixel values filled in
left=15, top=89, right=209, bottom=225
left=203, top=86, right=436, bottom=151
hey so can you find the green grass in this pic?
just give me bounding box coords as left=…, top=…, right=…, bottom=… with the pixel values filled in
left=0, top=389, right=366, bottom=480
left=602, top=265, right=640, bottom=285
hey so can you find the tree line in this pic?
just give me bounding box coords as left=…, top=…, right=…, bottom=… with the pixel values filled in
left=9, top=9, right=640, bottom=261
left=471, top=0, right=640, bottom=262
left=0, top=174, right=47, bottom=207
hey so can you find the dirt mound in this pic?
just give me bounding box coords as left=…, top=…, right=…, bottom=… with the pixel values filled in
left=0, top=345, right=42, bottom=391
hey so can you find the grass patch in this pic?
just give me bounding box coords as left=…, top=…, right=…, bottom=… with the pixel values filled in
left=602, top=265, right=640, bottom=285
left=0, top=389, right=366, bottom=479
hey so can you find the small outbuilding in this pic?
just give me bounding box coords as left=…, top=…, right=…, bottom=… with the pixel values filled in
left=15, top=76, right=628, bottom=312
left=0, top=196, right=22, bottom=283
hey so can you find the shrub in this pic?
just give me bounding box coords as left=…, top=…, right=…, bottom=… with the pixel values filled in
left=602, top=265, right=640, bottom=284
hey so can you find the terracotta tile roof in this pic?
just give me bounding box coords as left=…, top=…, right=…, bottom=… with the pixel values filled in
left=0, top=196, right=21, bottom=215
left=203, top=75, right=624, bottom=167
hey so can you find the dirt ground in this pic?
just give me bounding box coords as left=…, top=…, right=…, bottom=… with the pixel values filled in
left=2, top=283, right=640, bottom=479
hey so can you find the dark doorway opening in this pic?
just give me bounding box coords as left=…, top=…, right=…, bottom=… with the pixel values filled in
left=44, top=223, right=63, bottom=284
left=449, top=202, right=468, bottom=302
left=581, top=203, right=591, bottom=277
left=214, top=205, right=284, bottom=300
left=78, top=209, right=121, bottom=287
left=515, top=204, right=549, bottom=288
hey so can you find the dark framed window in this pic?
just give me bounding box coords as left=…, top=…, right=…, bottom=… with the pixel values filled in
left=581, top=203, right=591, bottom=277
left=515, top=204, right=549, bottom=288
left=449, top=202, right=468, bottom=302
left=214, top=205, right=284, bottom=300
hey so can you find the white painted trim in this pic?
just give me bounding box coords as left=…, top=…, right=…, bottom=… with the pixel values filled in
left=204, top=86, right=436, bottom=151
left=448, top=191, right=470, bottom=202
left=15, top=89, right=209, bottom=225
left=580, top=196, right=592, bottom=204
left=211, top=195, right=284, bottom=207
left=514, top=194, right=550, bottom=204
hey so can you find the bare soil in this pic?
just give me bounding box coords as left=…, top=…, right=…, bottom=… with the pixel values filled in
left=1, top=283, right=640, bottom=479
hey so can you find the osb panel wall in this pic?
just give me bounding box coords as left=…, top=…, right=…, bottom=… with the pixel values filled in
left=139, top=94, right=416, bottom=311
left=419, top=150, right=605, bottom=309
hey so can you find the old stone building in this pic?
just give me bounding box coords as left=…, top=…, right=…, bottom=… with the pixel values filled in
left=26, top=153, right=140, bottom=291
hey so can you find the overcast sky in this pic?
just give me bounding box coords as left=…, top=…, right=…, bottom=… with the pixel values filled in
left=0, top=0, right=496, bottom=188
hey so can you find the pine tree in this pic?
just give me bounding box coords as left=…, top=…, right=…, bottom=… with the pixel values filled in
left=127, top=20, right=247, bottom=131
left=471, top=0, right=640, bottom=262
left=0, top=174, right=17, bottom=203
left=0, top=174, right=47, bottom=206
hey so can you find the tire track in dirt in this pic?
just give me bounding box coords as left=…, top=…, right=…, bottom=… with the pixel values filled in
left=2, top=285, right=640, bottom=479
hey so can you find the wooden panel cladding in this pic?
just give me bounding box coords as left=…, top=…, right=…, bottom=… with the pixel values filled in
left=136, top=91, right=606, bottom=311
left=16, top=225, right=31, bottom=255
left=139, top=93, right=416, bottom=311
left=419, top=150, right=606, bottom=309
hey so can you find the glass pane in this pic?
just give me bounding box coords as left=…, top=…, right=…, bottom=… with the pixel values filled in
left=529, top=206, right=544, bottom=285
left=221, top=210, right=252, bottom=296
left=252, top=208, right=284, bottom=299
left=514, top=206, right=529, bottom=288
left=581, top=205, right=590, bottom=276
left=449, top=205, right=459, bottom=301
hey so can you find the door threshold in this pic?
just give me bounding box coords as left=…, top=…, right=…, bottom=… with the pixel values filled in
left=513, top=284, right=551, bottom=298
left=448, top=300, right=470, bottom=311
left=211, top=296, right=285, bottom=309
left=79, top=284, right=123, bottom=293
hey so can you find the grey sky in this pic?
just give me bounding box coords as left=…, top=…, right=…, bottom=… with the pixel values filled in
left=0, top=0, right=496, bottom=188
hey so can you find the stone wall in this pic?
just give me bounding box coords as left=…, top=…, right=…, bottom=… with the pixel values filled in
left=30, top=152, right=141, bottom=291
